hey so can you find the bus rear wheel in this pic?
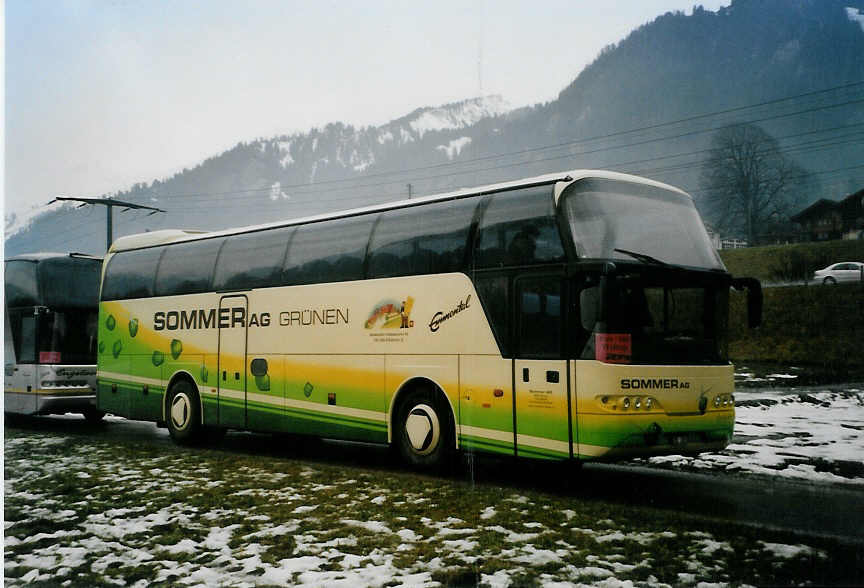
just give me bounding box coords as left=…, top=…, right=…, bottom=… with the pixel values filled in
left=395, top=386, right=453, bottom=471
left=166, top=380, right=203, bottom=445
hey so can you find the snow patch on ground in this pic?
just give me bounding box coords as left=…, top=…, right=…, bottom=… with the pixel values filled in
left=5, top=380, right=859, bottom=585
left=642, top=384, right=864, bottom=485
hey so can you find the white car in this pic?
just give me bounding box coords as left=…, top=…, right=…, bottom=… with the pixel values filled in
left=813, top=261, right=864, bottom=284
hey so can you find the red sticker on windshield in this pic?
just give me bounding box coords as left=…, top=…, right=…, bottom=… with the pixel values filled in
left=596, top=333, right=631, bottom=364
left=40, top=351, right=62, bottom=363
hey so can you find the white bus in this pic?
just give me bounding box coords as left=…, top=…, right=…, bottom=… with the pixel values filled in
left=5, top=253, right=104, bottom=421
left=97, top=170, right=761, bottom=467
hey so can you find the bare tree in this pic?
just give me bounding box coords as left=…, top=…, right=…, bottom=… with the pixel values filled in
left=699, top=123, right=807, bottom=244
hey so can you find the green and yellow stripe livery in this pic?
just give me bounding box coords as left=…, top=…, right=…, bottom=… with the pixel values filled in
left=97, top=170, right=759, bottom=468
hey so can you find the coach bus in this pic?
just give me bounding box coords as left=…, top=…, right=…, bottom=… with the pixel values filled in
left=5, top=253, right=104, bottom=421
left=96, top=170, right=761, bottom=467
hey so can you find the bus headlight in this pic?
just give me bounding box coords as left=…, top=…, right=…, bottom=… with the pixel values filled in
left=714, top=396, right=721, bottom=408
left=644, top=397, right=653, bottom=410
left=622, top=397, right=631, bottom=410
left=635, top=398, right=642, bottom=409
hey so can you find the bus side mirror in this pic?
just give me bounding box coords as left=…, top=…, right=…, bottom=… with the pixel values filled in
left=732, top=277, right=762, bottom=329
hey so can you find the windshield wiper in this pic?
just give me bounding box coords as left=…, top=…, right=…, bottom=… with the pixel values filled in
left=613, top=248, right=668, bottom=266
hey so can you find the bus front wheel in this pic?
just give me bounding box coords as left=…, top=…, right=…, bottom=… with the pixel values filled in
left=395, top=387, right=453, bottom=470
left=166, top=380, right=203, bottom=445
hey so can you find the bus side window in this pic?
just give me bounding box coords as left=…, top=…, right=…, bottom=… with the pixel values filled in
left=368, top=198, right=476, bottom=278
left=4, top=261, right=39, bottom=307
left=102, top=248, right=163, bottom=300
left=18, top=315, right=37, bottom=364
left=284, top=215, right=375, bottom=285
left=474, top=275, right=510, bottom=356
left=516, top=278, right=562, bottom=359
left=213, top=228, right=292, bottom=290
left=474, top=187, right=564, bottom=269
left=579, top=285, right=600, bottom=332
left=155, top=238, right=224, bottom=296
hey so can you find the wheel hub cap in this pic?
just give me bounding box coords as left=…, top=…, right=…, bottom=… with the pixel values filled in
left=171, top=393, right=190, bottom=430
left=405, top=404, right=440, bottom=455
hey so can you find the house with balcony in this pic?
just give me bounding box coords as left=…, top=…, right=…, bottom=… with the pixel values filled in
left=791, top=188, right=864, bottom=242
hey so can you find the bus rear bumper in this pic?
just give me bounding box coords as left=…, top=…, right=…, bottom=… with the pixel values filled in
left=35, top=394, right=98, bottom=415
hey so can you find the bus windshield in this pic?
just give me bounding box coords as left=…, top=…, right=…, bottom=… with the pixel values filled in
left=6, top=308, right=99, bottom=364
left=38, top=257, right=102, bottom=308
left=561, top=178, right=724, bottom=270
left=38, top=309, right=99, bottom=364
left=577, top=267, right=730, bottom=365
left=5, top=255, right=102, bottom=365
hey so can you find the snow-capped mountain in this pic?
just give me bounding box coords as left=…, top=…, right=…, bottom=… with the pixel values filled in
left=251, top=95, right=510, bottom=185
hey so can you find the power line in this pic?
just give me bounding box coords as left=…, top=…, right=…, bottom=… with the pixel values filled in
left=151, top=114, right=864, bottom=215
left=30, top=81, right=864, bottom=250
left=154, top=112, right=864, bottom=210
left=135, top=81, right=864, bottom=204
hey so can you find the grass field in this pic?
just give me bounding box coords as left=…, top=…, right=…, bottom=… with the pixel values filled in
left=720, top=239, right=864, bottom=284
left=5, top=419, right=862, bottom=587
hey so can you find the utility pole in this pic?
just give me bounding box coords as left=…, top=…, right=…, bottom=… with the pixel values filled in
left=49, top=197, right=165, bottom=252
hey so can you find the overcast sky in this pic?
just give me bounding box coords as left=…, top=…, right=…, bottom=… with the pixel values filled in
left=4, top=0, right=730, bottom=221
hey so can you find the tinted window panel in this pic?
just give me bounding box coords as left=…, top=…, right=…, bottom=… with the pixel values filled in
left=213, top=228, right=292, bottom=290
left=517, top=277, right=562, bottom=358
left=38, top=258, right=102, bottom=308
left=102, top=248, right=163, bottom=300
left=18, top=314, right=37, bottom=363
left=155, top=238, right=223, bottom=296
left=369, top=198, right=477, bottom=278
left=4, top=261, right=39, bottom=307
left=562, top=178, right=723, bottom=269
left=37, top=309, right=99, bottom=364
left=474, top=187, right=564, bottom=268
left=283, top=216, right=375, bottom=285
left=474, top=275, right=510, bottom=356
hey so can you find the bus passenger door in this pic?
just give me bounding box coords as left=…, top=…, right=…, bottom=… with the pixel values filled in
left=5, top=311, right=39, bottom=414
left=218, top=295, right=248, bottom=428
left=513, top=277, right=571, bottom=460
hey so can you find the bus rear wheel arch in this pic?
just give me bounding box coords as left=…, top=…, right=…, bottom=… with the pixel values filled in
left=393, top=382, right=454, bottom=470
left=165, top=377, right=204, bottom=445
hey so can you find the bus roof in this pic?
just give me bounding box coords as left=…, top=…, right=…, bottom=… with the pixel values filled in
left=5, top=252, right=102, bottom=263
left=109, top=169, right=690, bottom=253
